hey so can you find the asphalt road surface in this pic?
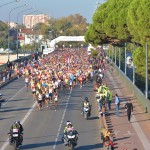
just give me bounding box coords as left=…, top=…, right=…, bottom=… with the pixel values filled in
left=0, top=77, right=102, bottom=150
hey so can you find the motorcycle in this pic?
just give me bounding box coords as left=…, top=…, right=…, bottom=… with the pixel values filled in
left=83, top=106, right=90, bottom=120
left=67, top=134, right=77, bottom=150
left=8, top=129, right=23, bottom=150
left=0, top=93, right=5, bottom=109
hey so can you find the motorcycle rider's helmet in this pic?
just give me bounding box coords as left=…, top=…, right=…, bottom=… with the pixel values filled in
left=85, top=97, right=88, bottom=102
left=17, top=121, right=20, bottom=124
left=14, top=120, right=20, bottom=126
left=66, top=121, right=72, bottom=126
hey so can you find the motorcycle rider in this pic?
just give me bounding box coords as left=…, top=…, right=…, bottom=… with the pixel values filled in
left=82, top=97, right=91, bottom=116
left=62, top=121, right=73, bottom=144
left=63, top=123, right=78, bottom=146
left=9, top=121, right=23, bottom=145
left=63, top=121, right=73, bottom=133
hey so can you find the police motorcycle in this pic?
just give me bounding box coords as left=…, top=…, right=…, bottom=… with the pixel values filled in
left=62, top=122, right=78, bottom=150
left=67, top=132, right=78, bottom=150
left=8, top=128, right=23, bottom=150
left=8, top=121, right=23, bottom=150
left=82, top=97, right=91, bottom=120
left=83, top=106, right=90, bottom=120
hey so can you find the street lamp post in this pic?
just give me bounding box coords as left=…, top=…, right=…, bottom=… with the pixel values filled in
left=112, top=46, right=114, bottom=63
left=133, top=43, right=136, bottom=85
left=16, top=8, right=32, bottom=59
left=109, top=47, right=110, bottom=59
left=0, top=0, right=20, bottom=8
left=115, top=46, right=116, bottom=65
left=145, top=42, right=148, bottom=99
left=8, top=4, right=27, bottom=60
left=119, top=47, right=121, bottom=69
left=125, top=42, right=127, bottom=75
left=24, top=33, right=26, bottom=57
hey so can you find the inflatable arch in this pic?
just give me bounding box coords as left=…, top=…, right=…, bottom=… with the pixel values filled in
left=42, top=36, right=93, bottom=55
left=49, top=36, right=85, bottom=48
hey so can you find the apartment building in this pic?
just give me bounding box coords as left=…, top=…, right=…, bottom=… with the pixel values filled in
left=23, top=14, right=49, bottom=28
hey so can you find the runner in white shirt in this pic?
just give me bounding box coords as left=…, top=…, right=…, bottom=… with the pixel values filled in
left=25, top=76, right=30, bottom=92
left=54, top=92, right=59, bottom=111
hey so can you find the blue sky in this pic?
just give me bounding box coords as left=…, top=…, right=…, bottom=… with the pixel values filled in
left=0, top=0, right=105, bottom=24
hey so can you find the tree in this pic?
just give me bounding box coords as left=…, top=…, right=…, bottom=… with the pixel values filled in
left=85, top=2, right=113, bottom=46
left=84, top=24, right=102, bottom=46
left=48, top=14, right=88, bottom=37
left=91, top=49, right=98, bottom=57
left=127, top=0, right=150, bottom=46
left=0, top=21, right=8, bottom=49
left=102, top=0, right=132, bottom=43
left=132, top=47, right=150, bottom=87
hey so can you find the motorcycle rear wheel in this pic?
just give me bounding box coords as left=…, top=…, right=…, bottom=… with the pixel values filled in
left=12, top=140, right=17, bottom=150
left=67, top=142, right=74, bottom=150
left=84, top=113, right=88, bottom=120
left=12, top=139, right=19, bottom=150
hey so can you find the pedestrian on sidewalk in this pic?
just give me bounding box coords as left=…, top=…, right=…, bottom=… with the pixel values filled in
left=115, top=94, right=120, bottom=116
left=107, top=90, right=112, bottom=110
left=125, top=99, right=133, bottom=123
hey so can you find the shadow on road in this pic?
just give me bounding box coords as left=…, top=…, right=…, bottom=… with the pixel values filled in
left=0, top=107, right=30, bottom=113
left=0, top=116, right=14, bottom=120
left=76, top=143, right=103, bottom=150
left=88, top=116, right=99, bottom=120
left=21, top=141, right=62, bottom=149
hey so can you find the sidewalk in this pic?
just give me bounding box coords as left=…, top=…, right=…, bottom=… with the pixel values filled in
left=105, top=68, right=150, bottom=150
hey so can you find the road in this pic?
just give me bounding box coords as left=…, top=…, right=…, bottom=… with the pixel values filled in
left=0, top=77, right=102, bottom=150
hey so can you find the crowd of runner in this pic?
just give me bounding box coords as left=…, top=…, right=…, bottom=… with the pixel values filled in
left=15, top=48, right=94, bottom=111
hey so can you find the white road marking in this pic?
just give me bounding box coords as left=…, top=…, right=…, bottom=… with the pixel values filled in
left=0, top=101, right=37, bottom=150
left=107, top=71, right=150, bottom=149
left=53, top=90, right=72, bottom=149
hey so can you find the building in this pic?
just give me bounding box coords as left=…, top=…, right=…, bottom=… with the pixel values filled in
left=23, top=14, right=49, bottom=28
left=17, top=28, right=44, bottom=47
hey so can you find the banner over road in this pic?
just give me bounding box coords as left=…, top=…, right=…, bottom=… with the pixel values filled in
left=49, top=36, right=85, bottom=48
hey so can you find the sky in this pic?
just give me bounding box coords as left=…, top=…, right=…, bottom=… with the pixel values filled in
left=0, top=0, right=104, bottom=24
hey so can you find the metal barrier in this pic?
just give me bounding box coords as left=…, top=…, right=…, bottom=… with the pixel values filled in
left=113, top=63, right=150, bottom=113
